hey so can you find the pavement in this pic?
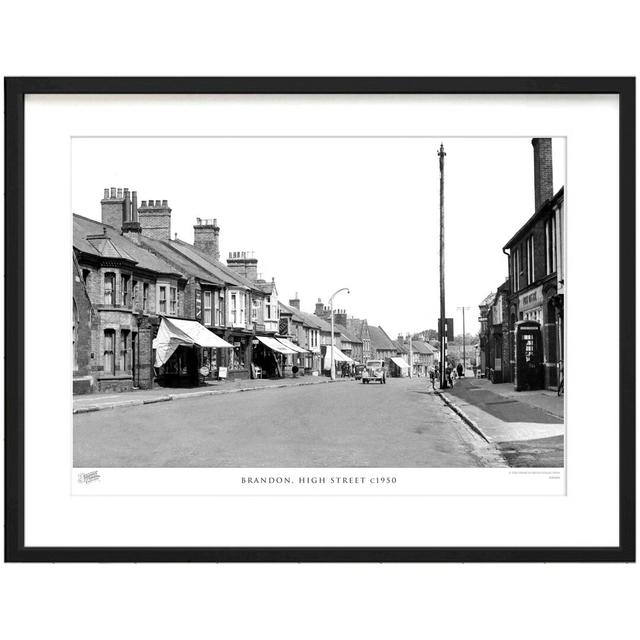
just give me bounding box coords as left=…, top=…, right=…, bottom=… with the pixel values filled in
left=73, top=375, right=350, bottom=414
left=74, top=377, right=505, bottom=468
left=437, top=376, right=565, bottom=467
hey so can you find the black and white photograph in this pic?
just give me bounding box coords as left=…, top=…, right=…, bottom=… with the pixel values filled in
left=72, top=135, right=566, bottom=474
left=7, top=77, right=632, bottom=563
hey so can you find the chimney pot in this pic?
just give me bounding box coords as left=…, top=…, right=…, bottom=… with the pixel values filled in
left=110, top=187, right=116, bottom=198
left=103, top=188, right=109, bottom=199
left=141, top=200, right=147, bottom=207
left=162, top=199, right=168, bottom=206
left=117, top=188, right=123, bottom=199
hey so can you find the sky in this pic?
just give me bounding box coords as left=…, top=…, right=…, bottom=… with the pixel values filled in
left=72, top=137, right=565, bottom=339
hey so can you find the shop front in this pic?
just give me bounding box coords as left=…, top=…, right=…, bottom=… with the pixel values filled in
left=253, top=335, right=299, bottom=378
left=152, top=317, right=234, bottom=387
left=389, top=357, right=410, bottom=377
left=218, top=332, right=253, bottom=380
left=322, top=345, right=354, bottom=376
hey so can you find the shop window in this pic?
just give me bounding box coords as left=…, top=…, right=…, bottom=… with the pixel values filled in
left=104, top=330, right=115, bottom=375
left=104, top=273, right=115, bottom=305
left=159, top=286, right=167, bottom=314
left=170, top=287, right=177, bottom=315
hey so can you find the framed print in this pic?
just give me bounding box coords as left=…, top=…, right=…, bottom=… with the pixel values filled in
left=4, top=77, right=635, bottom=562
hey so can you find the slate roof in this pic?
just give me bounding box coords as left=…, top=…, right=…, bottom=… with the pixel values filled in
left=334, top=323, right=362, bottom=343
left=170, top=239, right=258, bottom=290
left=139, top=236, right=225, bottom=285
left=392, top=340, right=408, bottom=354
left=368, top=325, right=397, bottom=351
left=411, top=340, right=436, bottom=355
left=480, top=291, right=496, bottom=307
left=278, top=302, right=334, bottom=333
left=73, top=214, right=182, bottom=276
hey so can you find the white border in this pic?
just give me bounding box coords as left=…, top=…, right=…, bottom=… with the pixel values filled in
left=24, top=94, right=619, bottom=547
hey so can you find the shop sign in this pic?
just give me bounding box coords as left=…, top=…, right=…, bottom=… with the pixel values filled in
left=519, top=285, right=543, bottom=312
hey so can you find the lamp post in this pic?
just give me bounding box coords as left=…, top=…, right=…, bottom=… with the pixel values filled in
left=407, top=332, right=413, bottom=378
left=329, top=287, right=350, bottom=380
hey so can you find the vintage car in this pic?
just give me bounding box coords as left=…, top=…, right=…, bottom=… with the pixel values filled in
left=362, top=359, right=386, bottom=384
left=354, top=364, right=366, bottom=380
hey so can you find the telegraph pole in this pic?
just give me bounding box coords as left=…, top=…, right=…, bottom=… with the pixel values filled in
left=457, top=306, right=472, bottom=374
left=438, top=143, right=447, bottom=389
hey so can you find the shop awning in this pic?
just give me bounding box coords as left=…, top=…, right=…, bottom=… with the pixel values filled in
left=323, top=345, right=354, bottom=369
left=390, top=357, right=410, bottom=369
left=275, top=337, right=309, bottom=353
left=153, top=317, right=234, bottom=367
left=256, top=335, right=297, bottom=355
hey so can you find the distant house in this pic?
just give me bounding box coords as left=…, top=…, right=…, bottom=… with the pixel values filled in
left=346, top=318, right=372, bottom=362
left=368, top=325, right=397, bottom=363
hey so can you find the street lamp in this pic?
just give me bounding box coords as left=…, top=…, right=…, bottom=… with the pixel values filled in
left=328, top=287, right=350, bottom=380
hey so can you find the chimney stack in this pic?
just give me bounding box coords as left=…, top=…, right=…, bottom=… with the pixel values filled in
left=532, top=138, right=553, bottom=212
left=315, top=299, right=325, bottom=316
left=334, top=309, right=347, bottom=327
left=138, top=198, right=172, bottom=241
left=101, top=186, right=127, bottom=229
left=227, top=250, right=258, bottom=281
left=289, top=293, right=300, bottom=310
left=193, top=218, right=220, bottom=261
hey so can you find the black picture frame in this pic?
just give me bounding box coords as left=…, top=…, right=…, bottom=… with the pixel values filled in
left=4, top=77, right=635, bottom=563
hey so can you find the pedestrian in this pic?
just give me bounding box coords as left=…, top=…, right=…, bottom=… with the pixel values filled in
left=456, top=362, right=463, bottom=378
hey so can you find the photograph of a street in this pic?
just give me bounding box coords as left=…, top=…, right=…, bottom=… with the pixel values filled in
left=72, top=135, right=565, bottom=471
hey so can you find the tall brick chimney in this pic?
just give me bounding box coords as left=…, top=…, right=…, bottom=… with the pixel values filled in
left=532, top=138, right=553, bottom=212
left=101, top=187, right=127, bottom=229
left=315, top=298, right=325, bottom=316
left=289, top=293, right=300, bottom=310
left=334, top=309, right=347, bottom=327
left=226, top=251, right=258, bottom=281
left=193, top=218, right=220, bottom=260
left=138, top=199, right=172, bottom=241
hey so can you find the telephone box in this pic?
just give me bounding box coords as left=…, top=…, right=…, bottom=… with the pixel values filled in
left=514, top=320, right=544, bottom=391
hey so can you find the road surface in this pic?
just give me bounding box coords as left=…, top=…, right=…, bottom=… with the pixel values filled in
left=74, top=377, right=505, bottom=467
